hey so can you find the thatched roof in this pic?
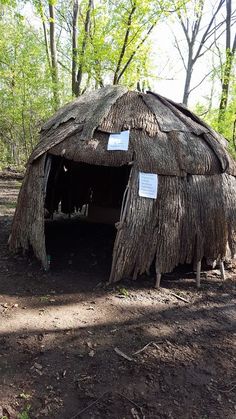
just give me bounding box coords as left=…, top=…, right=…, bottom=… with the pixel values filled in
left=29, top=85, right=236, bottom=176
left=9, top=86, right=236, bottom=286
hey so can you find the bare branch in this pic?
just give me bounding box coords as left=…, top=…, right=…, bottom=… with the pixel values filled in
left=179, top=14, right=191, bottom=45
left=58, top=60, right=71, bottom=73
left=192, top=0, right=204, bottom=38
left=117, top=23, right=155, bottom=83
left=193, top=0, right=225, bottom=64
left=197, top=27, right=228, bottom=60
left=202, top=18, right=226, bottom=44
left=55, top=6, right=72, bottom=34
left=126, top=11, right=158, bottom=49
left=173, top=33, right=187, bottom=70
left=188, top=69, right=213, bottom=93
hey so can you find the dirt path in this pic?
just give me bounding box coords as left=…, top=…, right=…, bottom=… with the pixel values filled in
left=0, top=178, right=235, bottom=419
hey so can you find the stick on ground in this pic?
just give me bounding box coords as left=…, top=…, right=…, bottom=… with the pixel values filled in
left=114, top=347, right=134, bottom=361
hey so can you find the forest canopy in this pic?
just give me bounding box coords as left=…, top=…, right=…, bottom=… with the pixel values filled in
left=0, top=0, right=235, bottom=167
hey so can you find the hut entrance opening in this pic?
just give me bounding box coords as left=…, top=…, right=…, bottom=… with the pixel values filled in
left=44, top=155, right=131, bottom=273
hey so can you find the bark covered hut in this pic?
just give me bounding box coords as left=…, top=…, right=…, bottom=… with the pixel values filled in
left=9, top=86, right=236, bottom=287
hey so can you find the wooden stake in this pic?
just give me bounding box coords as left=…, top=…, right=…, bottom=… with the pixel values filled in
left=155, top=272, right=161, bottom=289
left=219, top=260, right=225, bottom=281
left=196, top=260, right=201, bottom=288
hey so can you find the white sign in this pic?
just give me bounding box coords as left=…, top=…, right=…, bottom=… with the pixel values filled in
left=139, top=172, right=158, bottom=199
left=107, top=130, right=130, bottom=151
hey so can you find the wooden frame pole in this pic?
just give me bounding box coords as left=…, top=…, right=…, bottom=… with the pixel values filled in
left=196, top=260, right=201, bottom=288
left=219, top=260, right=225, bottom=281
left=155, top=272, right=161, bottom=289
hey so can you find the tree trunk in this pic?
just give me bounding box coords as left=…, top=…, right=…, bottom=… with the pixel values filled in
left=182, top=49, right=193, bottom=105
left=218, top=0, right=236, bottom=131
left=113, top=4, right=136, bottom=85
left=176, top=0, right=224, bottom=106
left=72, top=0, right=79, bottom=96
left=38, top=0, right=51, bottom=69
left=49, top=2, right=60, bottom=109
left=74, top=0, right=93, bottom=97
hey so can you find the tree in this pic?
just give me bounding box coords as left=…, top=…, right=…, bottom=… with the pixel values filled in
left=0, top=0, right=190, bottom=167
left=218, top=0, right=236, bottom=131
left=33, top=0, right=60, bottom=109
left=72, top=0, right=93, bottom=96
left=72, top=0, right=79, bottom=95
left=0, top=6, right=55, bottom=166
left=48, top=0, right=60, bottom=108
left=60, top=0, right=178, bottom=96
left=173, top=0, right=225, bottom=105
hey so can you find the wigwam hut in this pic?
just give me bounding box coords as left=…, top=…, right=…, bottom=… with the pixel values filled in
left=9, top=86, right=236, bottom=287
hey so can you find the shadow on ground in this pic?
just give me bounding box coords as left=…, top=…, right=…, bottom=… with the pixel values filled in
left=0, top=178, right=236, bottom=418
left=0, top=285, right=235, bottom=419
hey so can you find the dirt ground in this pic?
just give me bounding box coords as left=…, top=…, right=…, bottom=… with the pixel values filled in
left=0, top=177, right=235, bottom=419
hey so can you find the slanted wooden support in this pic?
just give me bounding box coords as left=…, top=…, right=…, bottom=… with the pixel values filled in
left=108, top=169, right=132, bottom=284
left=155, top=272, right=162, bottom=289
left=196, top=260, right=201, bottom=288
left=219, top=260, right=226, bottom=281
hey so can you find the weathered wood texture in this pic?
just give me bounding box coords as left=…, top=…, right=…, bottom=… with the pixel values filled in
left=47, top=92, right=231, bottom=176
left=9, top=155, right=48, bottom=269
left=109, top=170, right=236, bottom=282
left=29, top=85, right=128, bottom=163
left=9, top=87, right=236, bottom=284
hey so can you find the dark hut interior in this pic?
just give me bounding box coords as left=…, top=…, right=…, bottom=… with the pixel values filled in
left=43, top=154, right=132, bottom=275
left=45, top=155, right=130, bottom=224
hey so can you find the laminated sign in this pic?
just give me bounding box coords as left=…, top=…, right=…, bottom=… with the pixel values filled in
left=139, top=172, right=158, bottom=199
left=107, top=130, right=130, bottom=151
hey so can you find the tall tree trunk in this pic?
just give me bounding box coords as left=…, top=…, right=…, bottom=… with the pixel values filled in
left=182, top=46, right=193, bottom=105
left=73, top=0, right=93, bottom=97
left=218, top=0, right=236, bottom=131
left=72, top=0, right=79, bottom=96
left=175, top=0, right=224, bottom=106
left=113, top=3, right=136, bottom=85
left=37, top=0, right=51, bottom=69
left=49, top=2, right=60, bottom=109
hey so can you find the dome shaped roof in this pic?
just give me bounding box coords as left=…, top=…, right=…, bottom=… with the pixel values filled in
left=29, top=86, right=236, bottom=177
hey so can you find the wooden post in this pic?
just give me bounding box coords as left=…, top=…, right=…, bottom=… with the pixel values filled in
left=219, top=260, right=225, bottom=281
left=196, top=260, right=201, bottom=288
left=108, top=169, right=132, bottom=284
left=155, top=272, right=161, bottom=289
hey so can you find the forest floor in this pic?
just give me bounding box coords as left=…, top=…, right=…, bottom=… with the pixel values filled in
left=0, top=176, right=235, bottom=419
